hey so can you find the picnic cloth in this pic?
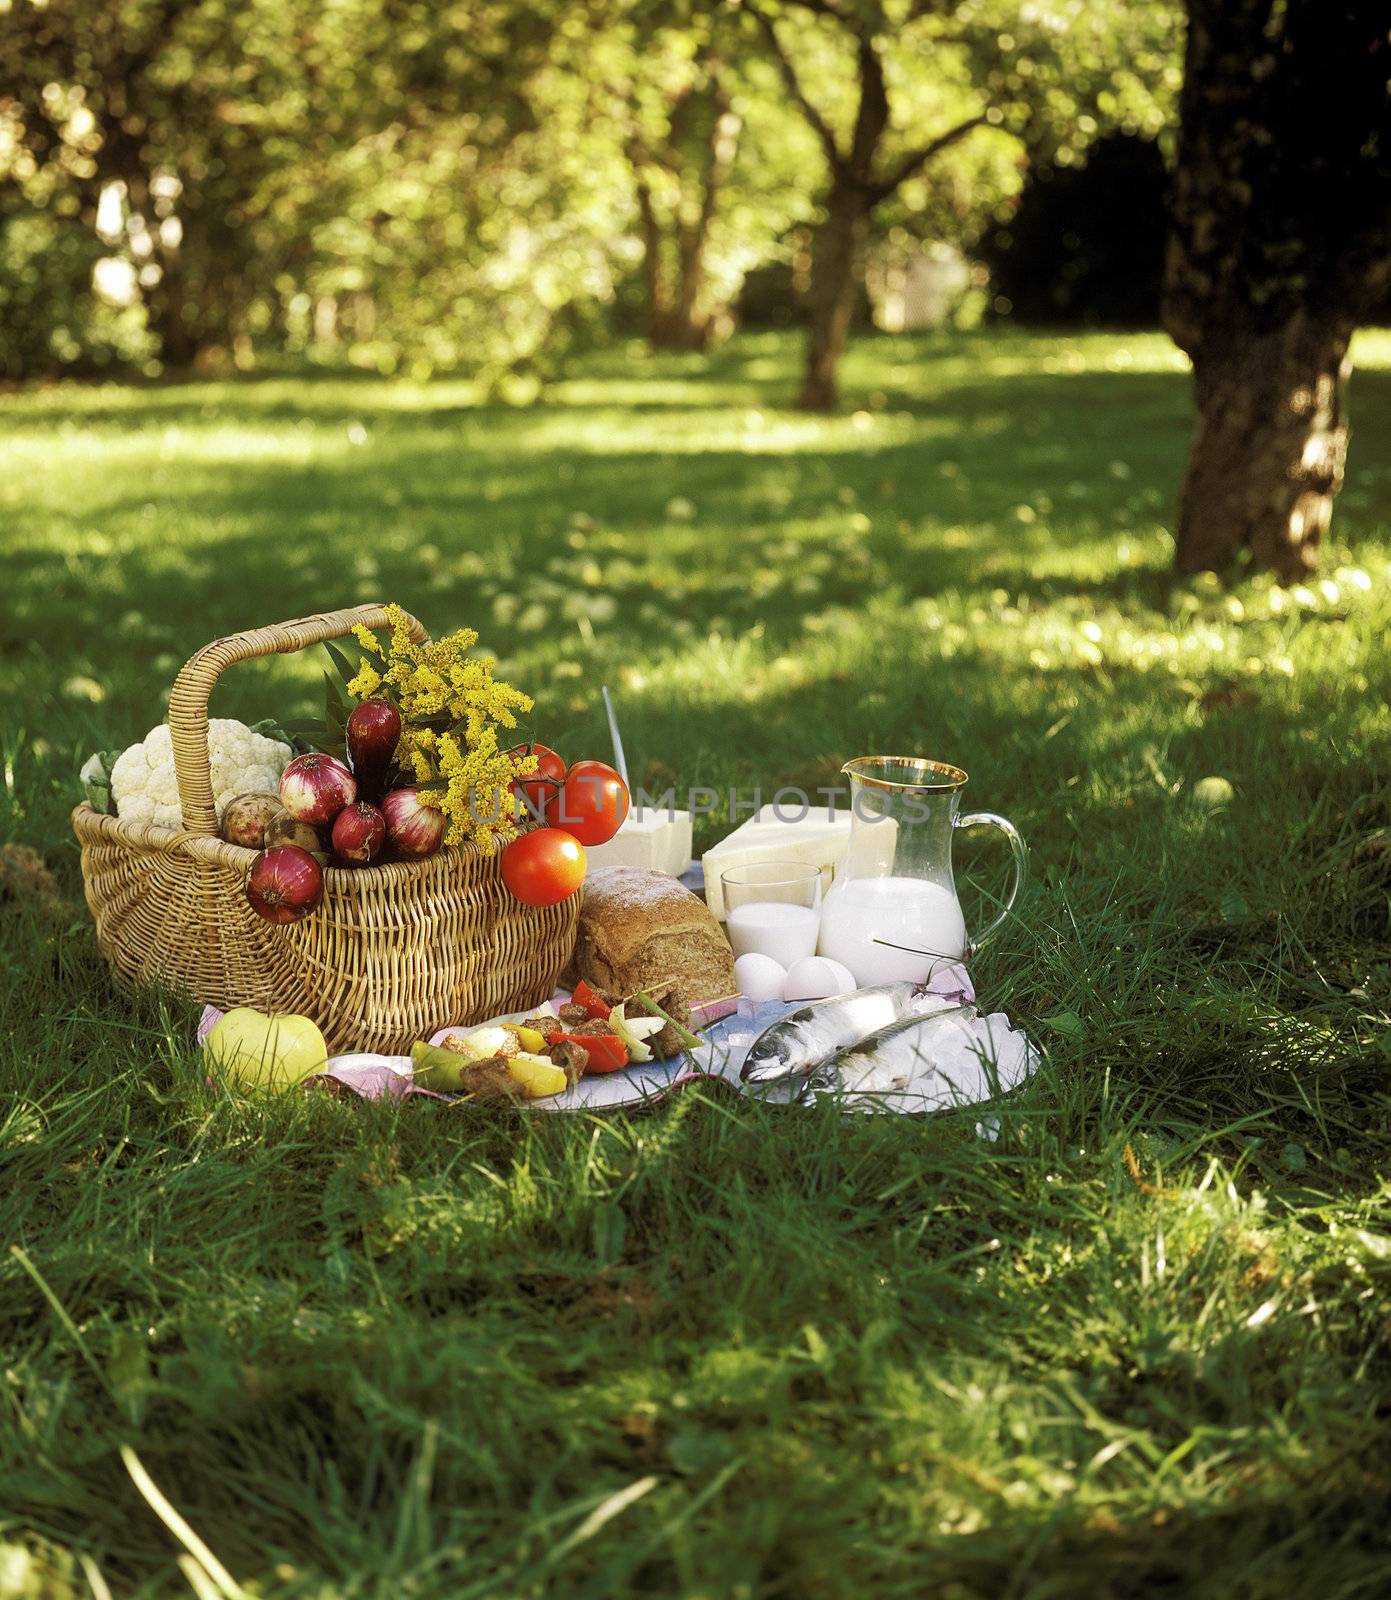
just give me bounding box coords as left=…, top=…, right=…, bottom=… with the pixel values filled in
left=197, top=959, right=1040, bottom=1115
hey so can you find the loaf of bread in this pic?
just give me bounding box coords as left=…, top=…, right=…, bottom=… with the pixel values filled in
left=572, top=866, right=736, bottom=1055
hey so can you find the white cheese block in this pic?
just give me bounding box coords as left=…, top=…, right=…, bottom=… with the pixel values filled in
left=702, top=805, right=854, bottom=921
left=584, top=807, right=693, bottom=877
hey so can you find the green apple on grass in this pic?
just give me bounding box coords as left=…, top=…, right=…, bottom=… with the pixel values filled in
left=206, top=1007, right=329, bottom=1091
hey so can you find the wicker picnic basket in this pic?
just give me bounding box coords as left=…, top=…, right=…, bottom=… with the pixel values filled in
left=72, top=605, right=579, bottom=1055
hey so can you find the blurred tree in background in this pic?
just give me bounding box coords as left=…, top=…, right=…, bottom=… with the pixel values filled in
left=287, top=8, right=626, bottom=388
left=620, top=24, right=747, bottom=351
left=0, top=0, right=1178, bottom=386
left=587, top=1, right=816, bottom=352
left=0, top=0, right=604, bottom=381
left=742, top=0, right=1177, bottom=408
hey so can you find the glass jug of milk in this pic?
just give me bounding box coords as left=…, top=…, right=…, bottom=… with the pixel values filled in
left=817, top=757, right=1026, bottom=984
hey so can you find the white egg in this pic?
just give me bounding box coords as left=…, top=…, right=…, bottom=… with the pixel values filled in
left=734, top=951, right=789, bottom=1003
left=782, top=956, right=857, bottom=1002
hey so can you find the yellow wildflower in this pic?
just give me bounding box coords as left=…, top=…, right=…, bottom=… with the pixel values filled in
left=406, top=666, right=449, bottom=717
left=421, top=725, right=524, bottom=847
left=387, top=602, right=422, bottom=660
left=347, top=659, right=383, bottom=699
left=348, top=602, right=533, bottom=848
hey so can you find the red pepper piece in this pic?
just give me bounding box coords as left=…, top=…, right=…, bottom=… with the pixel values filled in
left=554, top=1031, right=628, bottom=1073
left=570, top=980, right=612, bottom=1021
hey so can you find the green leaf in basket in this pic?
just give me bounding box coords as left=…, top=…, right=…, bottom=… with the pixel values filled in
left=323, top=672, right=349, bottom=733
left=80, top=749, right=120, bottom=814
left=267, top=715, right=335, bottom=756
left=249, top=715, right=298, bottom=747
left=414, top=710, right=480, bottom=743
left=323, top=639, right=359, bottom=693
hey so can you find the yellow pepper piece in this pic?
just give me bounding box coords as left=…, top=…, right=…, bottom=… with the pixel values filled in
left=507, top=1052, right=568, bottom=1098
left=510, top=1025, right=548, bottom=1053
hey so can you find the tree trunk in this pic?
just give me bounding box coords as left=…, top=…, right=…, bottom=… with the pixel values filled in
left=649, top=229, right=712, bottom=350
left=633, top=171, right=675, bottom=346
left=1175, top=314, right=1351, bottom=579
left=632, top=92, right=738, bottom=354
left=145, top=200, right=240, bottom=371
left=800, top=180, right=868, bottom=411
left=654, top=218, right=718, bottom=351
left=145, top=254, right=202, bottom=370
left=1163, top=0, right=1391, bottom=578
left=673, top=230, right=708, bottom=346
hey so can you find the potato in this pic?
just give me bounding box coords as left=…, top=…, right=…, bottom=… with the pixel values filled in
left=264, top=809, right=324, bottom=854
left=220, top=792, right=284, bottom=850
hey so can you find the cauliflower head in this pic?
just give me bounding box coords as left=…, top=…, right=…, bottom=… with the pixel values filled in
left=111, top=719, right=291, bottom=830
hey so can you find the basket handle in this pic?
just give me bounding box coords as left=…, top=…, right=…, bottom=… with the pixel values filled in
left=167, top=604, right=428, bottom=835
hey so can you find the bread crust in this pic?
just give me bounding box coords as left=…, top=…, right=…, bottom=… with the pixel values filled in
left=573, top=867, right=735, bottom=1054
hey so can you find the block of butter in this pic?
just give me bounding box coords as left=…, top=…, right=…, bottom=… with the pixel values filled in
left=585, top=807, right=693, bottom=878
left=702, top=804, right=853, bottom=921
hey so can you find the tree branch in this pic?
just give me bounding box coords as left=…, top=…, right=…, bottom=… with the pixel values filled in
left=871, top=111, right=989, bottom=199
left=781, top=0, right=851, bottom=17
left=745, top=2, right=843, bottom=172
left=848, top=37, right=890, bottom=178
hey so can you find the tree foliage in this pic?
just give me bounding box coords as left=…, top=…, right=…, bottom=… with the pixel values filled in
left=0, top=0, right=1177, bottom=382
left=0, top=0, right=605, bottom=379
left=740, top=0, right=1178, bottom=405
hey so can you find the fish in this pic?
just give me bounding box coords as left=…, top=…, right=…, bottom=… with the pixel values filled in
left=739, top=983, right=958, bottom=1086
left=811, top=1008, right=1037, bottom=1111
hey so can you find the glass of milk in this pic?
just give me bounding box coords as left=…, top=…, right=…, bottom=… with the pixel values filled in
left=816, top=757, right=1026, bottom=985
left=721, top=863, right=823, bottom=966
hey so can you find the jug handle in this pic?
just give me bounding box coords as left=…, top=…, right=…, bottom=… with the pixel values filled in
left=954, top=812, right=1027, bottom=956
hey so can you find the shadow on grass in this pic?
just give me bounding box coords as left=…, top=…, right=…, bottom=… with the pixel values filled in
left=4, top=369, right=1214, bottom=675
left=930, top=1478, right=1391, bottom=1597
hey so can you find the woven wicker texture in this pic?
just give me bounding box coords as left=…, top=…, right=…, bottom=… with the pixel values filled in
left=73, top=605, right=578, bottom=1053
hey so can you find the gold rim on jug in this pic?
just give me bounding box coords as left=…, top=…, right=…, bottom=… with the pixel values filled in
left=840, top=755, right=968, bottom=794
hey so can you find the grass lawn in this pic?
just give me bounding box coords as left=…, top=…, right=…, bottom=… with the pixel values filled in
left=2, top=327, right=1390, bottom=1598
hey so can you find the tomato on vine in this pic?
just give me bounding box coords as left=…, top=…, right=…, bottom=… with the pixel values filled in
left=508, top=742, right=567, bottom=824
left=554, top=759, right=629, bottom=847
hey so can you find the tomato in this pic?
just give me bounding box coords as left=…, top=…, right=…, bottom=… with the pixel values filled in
left=508, top=742, right=566, bottom=824
left=554, top=1031, right=628, bottom=1074
left=570, top=979, right=612, bottom=1020
left=554, top=759, right=629, bottom=847
left=500, top=827, right=586, bottom=907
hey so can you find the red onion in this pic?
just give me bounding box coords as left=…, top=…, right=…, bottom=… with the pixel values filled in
left=245, top=844, right=324, bottom=924
left=382, top=787, right=446, bottom=858
left=279, top=752, right=356, bottom=825
left=347, top=699, right=401, bottom=801
left=331, top=801, right=386, bottom=865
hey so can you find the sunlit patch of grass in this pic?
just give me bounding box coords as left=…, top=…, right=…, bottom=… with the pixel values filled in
left=2, top=329, right=1390, bottom=1597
